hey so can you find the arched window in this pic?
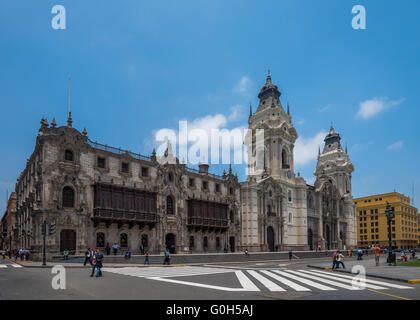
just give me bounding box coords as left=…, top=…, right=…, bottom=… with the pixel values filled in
left=230, top=210, right=234, bottom=222
left=189, top=236, right=194, bottom=249
left=141, top=234, right=148, bottom=248
left=288, top=190, right=292, bottom=202
left=308, top=195, right=313, bottom=209
left=96, top=232, right=105, bottom=248
left=62, top=187, right=75, bottom=208
left=167, top=196, right=174, bottom=215
left=288, top=212, right=293, bottom=224
left=120, top=233, right=128, bottom=248
left=64, top=149, right=74, bottom=162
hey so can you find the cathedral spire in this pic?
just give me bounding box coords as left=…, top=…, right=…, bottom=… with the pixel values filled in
left=287, top=102, right=290, bottom=115
left=266, top=69, right=272, bottom=85
left=249, top=103, right=252, bottom=117
left=67, top=76, right=72, bottom=128
left=330, top=121, right=335, bottom=133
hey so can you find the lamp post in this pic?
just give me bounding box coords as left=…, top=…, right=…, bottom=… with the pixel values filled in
left=385, top=202, right=396, bottom=265
left=42, top=220, right=47, bottom=266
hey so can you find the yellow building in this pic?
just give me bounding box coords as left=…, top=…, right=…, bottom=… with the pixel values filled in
left=354, top=192, right=419, bottom=249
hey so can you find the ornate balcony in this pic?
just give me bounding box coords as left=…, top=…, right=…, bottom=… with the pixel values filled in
left=93, top=208, right=157, bottom=228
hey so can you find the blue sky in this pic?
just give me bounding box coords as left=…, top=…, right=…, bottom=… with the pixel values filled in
left=0, top=0, right=419, bottom=213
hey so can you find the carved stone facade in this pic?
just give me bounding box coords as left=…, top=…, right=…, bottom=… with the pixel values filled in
left=15, top=118, right=241, bottom=259
left=14, top=74, right=357, bottom=259
left=240, top=74, right=357, bottom=251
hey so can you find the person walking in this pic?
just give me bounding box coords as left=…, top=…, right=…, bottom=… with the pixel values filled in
left=244, top=249, right=249, bottom=257
left=335, top=251, right=345, bottom=269
left=95, top=249, right=104, bottom=277
left=144, top=251, right=150, bottom=265
left=163, top=249, right=170, bottom=265
left=332, top=251, right=338, bottom=269
left=83, top=248, right=90, bottom=266
left=90, top=250, right=97, bottom=277
left=374, top=245, right=381, bottom=266
left=105, top=243, right=111, bottom=256
left=288, top=250, right=293, bottom=261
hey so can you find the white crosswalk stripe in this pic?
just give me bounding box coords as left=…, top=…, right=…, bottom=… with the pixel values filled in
left=309, top=269, right=414, bottom=290
left=279, top=270, right=362, bottom=290
left=102, top=266, right=414, bottom=293
left=271, top=270, right=336, bottom=291
left=261, top=270, right=311, bottom=291
left=0, top=264, right=22, bottom=268
left=298, top=270, right=387, bottom=290
left=246, top=270, right=285, bottom=291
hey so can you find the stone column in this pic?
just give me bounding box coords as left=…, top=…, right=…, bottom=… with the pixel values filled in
left=336, top=199, right=342, bottom=249
left=318, top=196, right=325, bottom=250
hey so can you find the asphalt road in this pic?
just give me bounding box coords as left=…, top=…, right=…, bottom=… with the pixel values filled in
left=0, top=257, right=419, bottom=300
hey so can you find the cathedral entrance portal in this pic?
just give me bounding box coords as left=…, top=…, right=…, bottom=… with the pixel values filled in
left=308, top=228, right=313, bottom=251
left=326, top=225, right=331, bottom=250
left=229, top=237, right=235, bottom=252
left=165, top=233, right=176, bottom=254
left=267, top=227, right=275, bottom=252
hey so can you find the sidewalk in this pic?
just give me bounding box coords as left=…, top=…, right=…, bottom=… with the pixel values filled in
left=307, top=255, right=420, bottom=283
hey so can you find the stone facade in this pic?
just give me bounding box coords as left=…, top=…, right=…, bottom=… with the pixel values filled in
left=240, top=74, right=357, bottom=252
left=14, top=74, right=357, bottom=260
left=15, top=118, right=241, bottom=260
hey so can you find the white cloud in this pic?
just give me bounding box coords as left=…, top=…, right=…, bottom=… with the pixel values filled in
left=228, top=105, right=244, bottom=122
left=351, top=141, right=374, bottom=152
left=387, top=140, right=403, bottom=150
left=317, top=104, right=332, bottom=113
left=296, top=119, right=305, bottom=126
left=356, top=97, right=404, bottom=120
left=294, top=131, right=327, bottom=166
left=234, top=76, right=252, bottom=95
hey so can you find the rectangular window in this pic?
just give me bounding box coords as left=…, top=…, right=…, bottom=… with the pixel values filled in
left=141, top=167, right=149, bottom=177
left=215, top=184, right=220, bottom=192
left=189, top=178, right=195, bottom=188
left=97, top=156, right=105, bottom=169
left=202, top=181, right=208, bottom=190
left=121, top=162, right=129, bottom=173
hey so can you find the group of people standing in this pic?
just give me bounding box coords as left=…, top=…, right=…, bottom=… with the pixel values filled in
left=1, top=249, right=29, bottom=262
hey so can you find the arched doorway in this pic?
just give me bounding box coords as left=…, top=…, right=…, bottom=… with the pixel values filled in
left=229, top=236, right=235, bottom=252
left=326, top=225, right=331, bottom=250
left=267, top=226, right=275, bottom=252
left=60, top=229, right=76, bottom=253
left=165, top=233, right=176, bottom=253
left=307, top=228, right=313, bottom=250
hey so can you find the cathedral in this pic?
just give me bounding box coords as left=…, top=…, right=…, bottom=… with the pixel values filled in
left=13, top=74, right=357, bottom=260
left=241, top=74, right=357, bottom=252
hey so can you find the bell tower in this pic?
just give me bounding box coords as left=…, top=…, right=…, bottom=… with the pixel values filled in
left=245, top=72, right=298, bottom=181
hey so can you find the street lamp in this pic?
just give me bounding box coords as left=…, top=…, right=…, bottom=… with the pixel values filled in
left=41, top=220, right=47, bottom=266
left=385, top=202, right=396, bottom=265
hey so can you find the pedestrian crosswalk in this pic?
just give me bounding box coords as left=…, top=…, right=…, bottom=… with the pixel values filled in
left=0, top=264, right=22, bottom=268
left=102, top=266, right=414, bottom=292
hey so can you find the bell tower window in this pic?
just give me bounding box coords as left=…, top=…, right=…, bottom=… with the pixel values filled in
left=64, top=149, right=74, bottom=162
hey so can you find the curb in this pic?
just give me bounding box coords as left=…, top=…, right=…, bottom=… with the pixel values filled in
left=307, top=264, right=417, bottom=284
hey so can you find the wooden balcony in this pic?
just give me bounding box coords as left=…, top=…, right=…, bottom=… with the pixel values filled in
left=187, top=217, right=228, bottom=232
left=93, top=208, right=157, bottom=228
